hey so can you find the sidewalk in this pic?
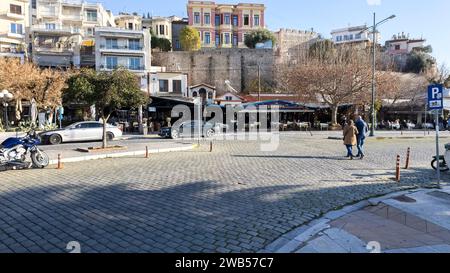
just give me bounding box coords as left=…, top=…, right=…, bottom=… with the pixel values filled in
left=265, top=185, right=450, bottom=253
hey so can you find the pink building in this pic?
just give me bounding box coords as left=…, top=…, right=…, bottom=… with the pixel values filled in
left=187, top=1, right=265, bottom=48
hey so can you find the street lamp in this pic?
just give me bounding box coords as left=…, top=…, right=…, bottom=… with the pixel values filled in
left=0, top=89, right=14, bottom=130
left=359, top=13, right=396, bottom=137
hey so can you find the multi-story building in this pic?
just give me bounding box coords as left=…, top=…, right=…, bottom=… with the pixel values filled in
left=331, top=25, right=379, bottom=47
left=142, top=16, right=172, bottom=42
left=187, top=1, right=265, bottom=48
left=95, top=27, right=151, bottom=91
left=115, top=13, right=142, bottom=31
left=171, top=17, right=188, bottom=51
left=0, top=0, right=29, bottom=60
left=385, top=33, right=426, bottom=55
left=30, top=0, right=115, bottom=68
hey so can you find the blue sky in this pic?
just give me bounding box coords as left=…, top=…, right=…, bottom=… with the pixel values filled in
left=96, top=0, right=450, bottom=65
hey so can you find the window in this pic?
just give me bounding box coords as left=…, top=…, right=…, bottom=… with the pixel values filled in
left=254, top=15, right=260, bottom=26
left=336, top=36, right=342, bottom=42
left=355, top=33, right=361, bottom=40
left=224, top=14, right=230, bottom=25
left=129, top=39, right=140, bottom=50
left=215, top=33, right=220, bottom=46
left=208, top=92, right=213, bottom=99
left=31, top=0, right=36, bottom=9
left=86, top=27, right=94, bottom=36
left=106, top=38, right=118, bottom=49
left=129, top=58, right=141, bottom=70
left=194, top=12, right=200, bottom=24
left=349, top=34, right=353, bottom=40
left=233, top=15, right=238, bottom=26
left=215, top=15, right=220, bottom=26
left=395, top=45, right=401, bottom=50
left=10, top=4, right=22, bottom=15
left=159, top=80, right=169, bottom=92
left=344, top=35, right=349, bottom=41
left=205, top=32, right=211, bottom=45
left=233, top=34, right=238, bottom=46
left=204, top=13, right=210, bottom=25
left=175, top=40, right=181, bottom=50
left=244, top=15, right=249, bottom=26
left=45, top=23, right=56, bottom=30
left=192, top=91, right=198, bottom=97
left=87, top=123, right=102, bottom=128
left=106, top=57, right=118, bottom=69
left=173, top=80, right=182, bottom=93
left=159, top=25, right=165, bottom=35
left=10, top=23, right=23, bottom=34
left=128, top=23, right=134, bottom=30
left=224, top=33, right=230, bottom=44
left=86, top=10, right=97, bottom=22
left=226, top=96, right=232, bottom=101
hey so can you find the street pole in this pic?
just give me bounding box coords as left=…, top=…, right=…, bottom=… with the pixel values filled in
left=258, top=64, right=261, bottom=102
left=370, top=12, right=376, bottom=137
left=435, top=109, right=441, bottom=188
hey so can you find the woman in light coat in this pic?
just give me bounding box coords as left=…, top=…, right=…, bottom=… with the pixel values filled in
left=343, top=120, right=359, bottom=160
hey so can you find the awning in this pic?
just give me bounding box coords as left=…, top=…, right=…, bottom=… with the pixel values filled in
left=81, top=40, right=95, bottom=47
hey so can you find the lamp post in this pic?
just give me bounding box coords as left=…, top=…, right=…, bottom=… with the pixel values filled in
left=360, top=13, right=396, bottom=137
left=0, top=89, right=14, bottom=130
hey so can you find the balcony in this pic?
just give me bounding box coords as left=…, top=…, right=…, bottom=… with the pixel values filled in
left=31, top=25, right=81, bottom=35
left=99, top=45, right=145, bottom=54
left=100, top=65, right=146, bottom=72
left=62, top=14, right=83, bottom=21
left=1, top=10, right=25, bottom=20
left=34, top=44, right=74, bottom=54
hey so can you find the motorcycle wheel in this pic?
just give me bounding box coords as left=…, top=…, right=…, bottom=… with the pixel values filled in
left=31, top=151, right=50, bottom=169
left=431, top=159, right=449, bottom=172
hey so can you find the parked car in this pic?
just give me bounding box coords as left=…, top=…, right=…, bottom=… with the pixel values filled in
left=159, top=121, right=216, bottom=139
left=39, top=121, right=123, bottom=145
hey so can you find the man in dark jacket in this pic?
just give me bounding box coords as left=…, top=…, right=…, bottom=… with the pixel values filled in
left=355, top=116, right=369, bottom=159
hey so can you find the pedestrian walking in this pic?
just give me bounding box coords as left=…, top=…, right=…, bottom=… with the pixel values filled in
left=343, top=120, right=359, bottom=160
left=355, top=116, right=369, bottom=159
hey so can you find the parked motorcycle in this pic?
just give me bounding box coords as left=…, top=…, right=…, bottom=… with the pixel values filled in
left=431, top=143, right=450, bottom=172
left=0, top=130, right=49, bottom=169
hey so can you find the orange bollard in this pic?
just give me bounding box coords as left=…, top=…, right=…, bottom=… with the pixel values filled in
left=405, top=147, right=411, bottom=170
left=145, top=146, right=149, bottom=158
left=396, top=155, right=401, bottom=182
left=57, top=154, right=63, bottom=170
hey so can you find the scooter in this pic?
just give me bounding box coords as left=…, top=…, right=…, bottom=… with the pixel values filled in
left=431, top=143, right=450, bottom=172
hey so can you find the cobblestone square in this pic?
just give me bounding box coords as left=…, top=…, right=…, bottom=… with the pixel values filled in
left=0, top=134, right=447, bottom=253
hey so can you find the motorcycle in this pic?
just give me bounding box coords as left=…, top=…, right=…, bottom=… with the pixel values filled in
left=0, top=130, right=49, bottom=169
left=431, top=143, right=450, bottom=172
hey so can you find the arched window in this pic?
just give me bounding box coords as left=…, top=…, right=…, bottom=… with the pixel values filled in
left=208, top=92, right=213, bottom=99
left=192, top=91, right=198, bottom=97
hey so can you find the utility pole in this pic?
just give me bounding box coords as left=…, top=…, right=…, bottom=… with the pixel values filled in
left=370, top=12, right=376, bottom=137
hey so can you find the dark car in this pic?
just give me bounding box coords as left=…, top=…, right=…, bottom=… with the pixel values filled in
left=159, top=121, right=216, bottom=139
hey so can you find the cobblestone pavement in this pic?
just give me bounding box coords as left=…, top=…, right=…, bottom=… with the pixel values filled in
left=0, top=134, right=447, bottom=253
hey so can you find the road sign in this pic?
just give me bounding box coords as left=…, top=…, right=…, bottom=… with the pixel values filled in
left=428, top=84, right=443, bottom=110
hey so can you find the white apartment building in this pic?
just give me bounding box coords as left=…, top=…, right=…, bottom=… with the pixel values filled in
left=95, top=27, right=151, bottom=91
left=0, top=0, right=30, bottom=60
left=149, top=72, right=188, bottom=97
left=30, top=0, right=115, bottom=68
left=331, top=25, right=380, bottom=46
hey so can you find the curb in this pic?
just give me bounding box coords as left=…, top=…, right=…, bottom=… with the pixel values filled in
left=262, top=186, right=424, bottom=253
left=48, top=145, right=196, bottom=165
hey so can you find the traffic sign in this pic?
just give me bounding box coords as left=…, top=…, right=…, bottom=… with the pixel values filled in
left=428, top=84, right=443, bottom=110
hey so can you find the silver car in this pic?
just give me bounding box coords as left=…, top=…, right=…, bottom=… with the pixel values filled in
left=40, top=121, right=123, bottom=145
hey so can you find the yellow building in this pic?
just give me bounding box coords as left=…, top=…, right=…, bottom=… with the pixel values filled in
left=0, top=0, right=29, bottom=59
left=115, top=13, right=142, bottom=31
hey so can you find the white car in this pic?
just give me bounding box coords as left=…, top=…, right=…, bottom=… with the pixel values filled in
left=40, top=121, right=123, bottom=145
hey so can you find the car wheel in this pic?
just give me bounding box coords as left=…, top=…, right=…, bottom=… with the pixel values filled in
left=171, top=130, right=179, bottom=139
left=106, top=132, right=114, bottom=141
left=49, top=134, right=62, bottom=145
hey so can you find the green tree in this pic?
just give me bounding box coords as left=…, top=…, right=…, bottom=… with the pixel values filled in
left=244, top=29, right=276, bottom=49
left=404, top=51, right=435, bottom=73
left=308, top=39, right=335, bottom=60
left=180, top=26, right=201, bottom=51
left=150, top=30, right=172, bottom=52
left=64, top=68, right=147, bottom=148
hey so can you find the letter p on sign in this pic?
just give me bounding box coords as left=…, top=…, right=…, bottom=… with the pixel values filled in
left=428, top=84, right=443, bottom=110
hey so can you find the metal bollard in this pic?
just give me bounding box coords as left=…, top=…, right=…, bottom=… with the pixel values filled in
left=57, top=154, right=63, bottom=170
left=396, top=155, right=401, bottom=182
left=210, top=141, right=213, bottom=153
left=145, top=146, right=149, bottom=158
left=405, top=147, right=411, bottom=170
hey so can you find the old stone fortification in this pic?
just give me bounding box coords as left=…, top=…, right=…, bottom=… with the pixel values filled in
left=152, top=48, right=275, bottom=93
left=273, top=28, right=319, bottom=65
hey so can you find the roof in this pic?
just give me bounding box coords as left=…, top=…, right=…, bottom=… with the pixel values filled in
left=189, top=83, right=216, bottom=90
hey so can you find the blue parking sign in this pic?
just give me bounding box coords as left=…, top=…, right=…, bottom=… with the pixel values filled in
left=428, top=84, right=443, bottom=110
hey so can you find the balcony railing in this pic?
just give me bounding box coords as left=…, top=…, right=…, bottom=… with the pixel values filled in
left=1, top=10, right=25, bottom=19
left=99, top=45, right=144, bottom=51
left=100, top=65, right=145, bottom=71
left=31, top=25, right=81, bottom=34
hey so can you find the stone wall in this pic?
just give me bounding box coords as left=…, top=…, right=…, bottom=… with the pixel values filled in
left=152, top=48, right=275, bottom=94
left=273, top=28, right=319, bottom=65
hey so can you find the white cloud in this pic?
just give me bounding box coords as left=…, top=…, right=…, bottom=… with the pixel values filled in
left=367, top=0, right=382, bottom=5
